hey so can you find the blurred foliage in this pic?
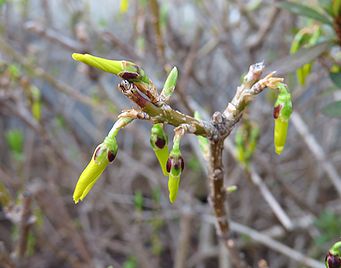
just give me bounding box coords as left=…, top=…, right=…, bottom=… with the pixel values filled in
left=1, top=0, right=340, bottom=267
left=280, top=0, right=341, bottom=118
left=5, top=129, right=24, bottom=161
left=322, top=100, right=341, bottom=117
left=314, top=211, right=341, bottom=247
left=123, top=256, right=137, bottom=268
left=134, top=190, right=144, bottom=211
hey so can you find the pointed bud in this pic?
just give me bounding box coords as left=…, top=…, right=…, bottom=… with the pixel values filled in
left=167, top=142, right=184, bottom=203
left=73, top=136, right=118, bottom=204
left=150, top=124, right=169, bottom=176
left=72, top=53, right=125, bottom=75
left=273, top=83, right=292, bottom=155
left=160, top=67, right=178, bottom=102
left=72, top=53, right=149, bottom=83
left=326, top=241, right=341, bottom=268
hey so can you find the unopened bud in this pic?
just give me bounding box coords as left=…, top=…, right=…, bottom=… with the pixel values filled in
left=73, top=136, right=118, bottom=204
left=160, top=67, right=178, bottom=102
left=72, top=53, right=150, bottom=84
left=273, top=83, right=292, bottom=155
left=150, top=124, right=169, bottom=176
left=167, top=141, right=184, bottom=203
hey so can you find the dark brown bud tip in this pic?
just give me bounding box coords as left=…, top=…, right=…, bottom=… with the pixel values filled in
left=326, top=252, right=341, bottom=268
left=166, top=158, right=172, bottom=173
left=273, top=105, right=282, bottom=119
left=107, top=150, right=117, bottom=162
left=155, top=137, right=166, bottom=149
left=120, top=71, right=139, bottom=80
left=179, top=156, right=185, bottom=171
left=166, top=156, right=185, bottom=173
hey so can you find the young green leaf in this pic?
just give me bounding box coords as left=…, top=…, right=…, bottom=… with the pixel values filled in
left=290, top=26, right=321, bottom=85
left=160, top=67, right=178, bottom=102
left=278, top=1, right=333, bottom=25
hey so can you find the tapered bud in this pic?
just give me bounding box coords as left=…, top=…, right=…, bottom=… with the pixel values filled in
left=167, top=143, right=184, bottom=203
left=150, top=124, right=169, bottom=176
left=73, top=136, right=118, bottom=204
left=326, top=242, right=341, bottom=268
left=72, top=53, right=150, bottom=84
left=160, top=67, right=178, bottom=102
left=273, top=83, right=292, bottom=155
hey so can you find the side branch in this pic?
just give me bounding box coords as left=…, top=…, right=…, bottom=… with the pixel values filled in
left=118, top=80, right=215, bottom=137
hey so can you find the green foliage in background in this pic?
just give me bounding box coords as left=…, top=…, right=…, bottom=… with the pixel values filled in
left=279, top=0, right=341, bottom=118
left=314, top=211, right=341, bottom=246
left=5, top=129, right=24, bottom=161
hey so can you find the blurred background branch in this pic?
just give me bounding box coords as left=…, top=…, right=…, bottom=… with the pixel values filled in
left=0, top=0, right=340, bottom=267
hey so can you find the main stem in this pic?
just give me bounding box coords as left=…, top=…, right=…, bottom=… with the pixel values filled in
left=208, top=114, right=249, bottom=268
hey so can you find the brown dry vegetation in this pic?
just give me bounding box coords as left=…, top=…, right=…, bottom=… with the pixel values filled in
left=0, top=1, right=341, bottom=268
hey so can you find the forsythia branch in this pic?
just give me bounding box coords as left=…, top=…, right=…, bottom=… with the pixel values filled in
left=71, top=53, right=287, bottom=268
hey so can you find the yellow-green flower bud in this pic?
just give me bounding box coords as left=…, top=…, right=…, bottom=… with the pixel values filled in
left=72, top=53, right=150, bottom=84
left=166, top=137, right=184, bottom=203
left=150, top=123, right=169, bottom=176
left=73, top=136, right=118, bottom=204
left=273, top=83, right=292, bottom=155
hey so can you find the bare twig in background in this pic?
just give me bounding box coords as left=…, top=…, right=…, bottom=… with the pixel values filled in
left=291, top=111, right=341, bottom=196
left=174, top=207, right=193, bottom=268
left=225, top=140, right=294, bottom=230
left=1, top=1, right=340, bottom=267
left=247, top=7, right=280, bottom=51
left=229, top=221, right=325, bottom=268
left=15, top=193, right=33, bottom=263
left=24, top=21, right=86, bottom=52
left=0, top=242, right=15, bottom=268
left=0, top=37, right=111, bottom=117
left=149, top=0, right=166, bottom=68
